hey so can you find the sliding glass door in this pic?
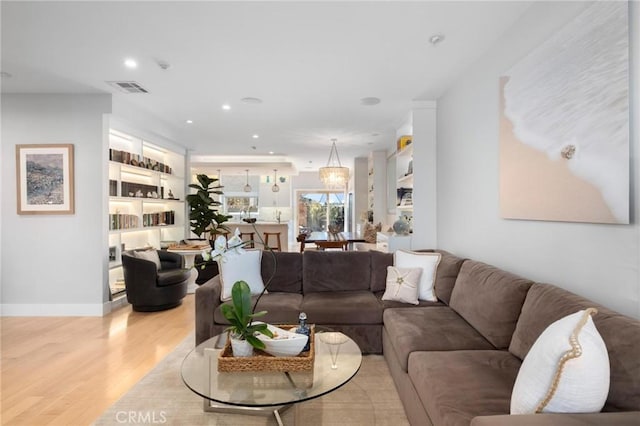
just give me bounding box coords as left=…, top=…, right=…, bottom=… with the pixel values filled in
left=296, top=191, right=345, bottom=233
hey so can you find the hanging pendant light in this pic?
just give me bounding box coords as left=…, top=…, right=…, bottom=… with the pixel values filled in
left=319, top=138, right=349, bottom=188
left=272, top=169, right=280, bottom=192
left=243, top=169, right=252, bottom=192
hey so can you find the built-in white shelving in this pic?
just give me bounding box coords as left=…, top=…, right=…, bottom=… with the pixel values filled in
left=107, top=129, right=186, bottom=297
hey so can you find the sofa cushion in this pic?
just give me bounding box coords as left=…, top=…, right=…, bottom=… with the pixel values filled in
left=370, top=250, right=393, bottom=292
left=302, top=251, right=371, bottom=293
left=510, top=283, right=640, bottom=412
left=301, top=291, right=382, bottom=324
left=260, top=251, right=302, bottom=293
left=218, top=249, right=265, bottom=301
left=214, top=292, right=303, bottom=325
left=157, top=269, right=190, bottom=287
left=450, top=260, right=533, bottom=349
left=511, top=308, right=609, bottom=415
left=433, top=250, right=466, bottom=304
left=383, top=307, right=494, bottom=372
left=408, top=350, right=521, bottom=426
left=382, top=266, right=422, bottom=305
left=375, top=292, right=444, bottom=309
left=394, top=250, right=441, bottom=301
left=412, top=249, right=466, bottom=305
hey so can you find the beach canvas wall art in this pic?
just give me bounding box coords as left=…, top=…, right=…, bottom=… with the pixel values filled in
left=499, top=1, right=629, bottom=224
left=16, top=144, right=75, bottom=214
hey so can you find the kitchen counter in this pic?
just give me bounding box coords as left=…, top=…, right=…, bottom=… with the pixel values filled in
left=226, top=222, right=289, bottom=252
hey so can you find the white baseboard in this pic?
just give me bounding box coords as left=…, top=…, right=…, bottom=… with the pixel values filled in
left=1, top=303, right=109, bottom=317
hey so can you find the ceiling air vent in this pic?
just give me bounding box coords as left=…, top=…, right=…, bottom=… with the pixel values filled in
left=106, top=81, right=149, bottom=94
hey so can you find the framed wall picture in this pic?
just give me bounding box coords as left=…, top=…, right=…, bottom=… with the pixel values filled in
left=16, top=144, right=75, bottom=215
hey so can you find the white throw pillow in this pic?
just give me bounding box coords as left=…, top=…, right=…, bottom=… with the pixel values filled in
left=394, top=250, right=441, bottom=301
left=510, top=308, right=610, bottom=414
left=134, top=250, right=162, bottom=270
left=382, top=266, right=422, bottom=305
left=219, top=249, right=266, bottom=301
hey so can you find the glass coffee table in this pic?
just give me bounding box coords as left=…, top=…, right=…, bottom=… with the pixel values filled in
left=181, top=329, right=362, bottom=425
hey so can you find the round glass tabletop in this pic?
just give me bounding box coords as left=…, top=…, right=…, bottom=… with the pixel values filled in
left=181, top=329, right=362, bottom=408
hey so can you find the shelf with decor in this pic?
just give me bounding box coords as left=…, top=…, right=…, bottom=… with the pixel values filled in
left=387, top=136, right=413, bottom=233
left=107, top=129, right=186, bottom=298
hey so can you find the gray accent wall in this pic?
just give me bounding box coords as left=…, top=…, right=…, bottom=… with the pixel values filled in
left=1, top=94, right=112, bottom=315
left=435, top=1, right=639, bottom=318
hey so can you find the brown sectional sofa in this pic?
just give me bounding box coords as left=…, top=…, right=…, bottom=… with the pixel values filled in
left=195, top=249, right=640, bottom=425
left=196, top=250, right=394, bottom=353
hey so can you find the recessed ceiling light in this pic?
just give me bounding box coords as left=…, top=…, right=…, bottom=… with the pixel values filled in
left=124, top=58, right=138, bottom=69
left=241, top=97, right=263, bottom=104
left=186, top=120, right=193, bottom=124
left=252, top=134, right=259, bottom=139
left=222, top=104, right=231, bottom=110
left=360, top=97, right=381, bottom=106
left=429, top=34, right=445, bottom=45
left=268, top=151, right=274, bottom=155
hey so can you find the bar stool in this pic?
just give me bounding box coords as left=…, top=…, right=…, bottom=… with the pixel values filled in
left=240, top=232, right=255, bottom=248
left=263, top=232, right=282, bottom=251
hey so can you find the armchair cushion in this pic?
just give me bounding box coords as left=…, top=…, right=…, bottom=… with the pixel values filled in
left=133, top=249, right=161, bottom=270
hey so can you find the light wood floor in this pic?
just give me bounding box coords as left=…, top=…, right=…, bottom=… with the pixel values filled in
left=1, top=295, right=195, bottom=426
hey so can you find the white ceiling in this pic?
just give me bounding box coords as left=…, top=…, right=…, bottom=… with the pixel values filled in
left=1, top=1, right=531, bottom=173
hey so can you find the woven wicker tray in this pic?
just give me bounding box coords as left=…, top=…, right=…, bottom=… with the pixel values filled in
left=218, top=325, right=315, bottom=373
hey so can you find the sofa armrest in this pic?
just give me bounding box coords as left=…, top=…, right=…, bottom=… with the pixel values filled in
left=195, top=276, right=223, bottom=345
left=471, top=412, right=640, bottom=426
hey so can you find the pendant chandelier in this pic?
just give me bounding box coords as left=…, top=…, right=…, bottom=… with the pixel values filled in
left=319, top=138, right=349, bottom=188
left=243, top=169, right=252, bottom=192
left=272, top=169, right=280, bottom=192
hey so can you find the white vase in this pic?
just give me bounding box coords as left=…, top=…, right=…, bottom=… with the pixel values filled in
left=230, top=335, right=253, bottom=357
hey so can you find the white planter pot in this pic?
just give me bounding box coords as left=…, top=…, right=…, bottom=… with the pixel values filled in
left=230, top=335, right=254, bottom=357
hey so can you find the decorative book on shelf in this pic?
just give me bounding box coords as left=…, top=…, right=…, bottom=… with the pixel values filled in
left=109, top=148, right=172, bottom=174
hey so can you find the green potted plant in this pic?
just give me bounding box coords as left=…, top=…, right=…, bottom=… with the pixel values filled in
left=186, top=174, right=232, bottom=242
left=221, top=280, right=273, bottom=356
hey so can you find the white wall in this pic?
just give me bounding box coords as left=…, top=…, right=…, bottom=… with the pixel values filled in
left=436, top=1, right=639, bottom=318
left=1, top=94, right=112, bottom=315
left=411, top=102, right=437, bottom=249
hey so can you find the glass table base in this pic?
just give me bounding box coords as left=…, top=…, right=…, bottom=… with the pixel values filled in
left=202, top=399, right=292, bottom=426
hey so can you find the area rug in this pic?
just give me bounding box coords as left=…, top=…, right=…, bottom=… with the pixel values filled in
left=93, top=332, right=409, bottom=425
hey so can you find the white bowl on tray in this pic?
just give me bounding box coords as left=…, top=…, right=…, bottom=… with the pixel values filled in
left=254, top=322, right=309, bottom=357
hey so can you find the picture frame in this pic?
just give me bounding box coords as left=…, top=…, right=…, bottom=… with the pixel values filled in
left=16, top=144, right=75, bottom=215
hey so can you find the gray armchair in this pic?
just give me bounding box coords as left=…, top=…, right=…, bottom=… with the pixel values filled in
left=121, top=250, right=189, bottom=311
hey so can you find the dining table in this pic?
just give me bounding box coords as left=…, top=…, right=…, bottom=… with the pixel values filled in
left=304, top=231, right=365, bottom=250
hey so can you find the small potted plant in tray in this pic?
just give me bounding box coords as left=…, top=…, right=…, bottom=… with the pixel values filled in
left=221, top=281, right=273, bottom=357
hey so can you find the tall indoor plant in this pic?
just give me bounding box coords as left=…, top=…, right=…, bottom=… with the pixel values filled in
left=186, top=174, right=232, bottom=242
